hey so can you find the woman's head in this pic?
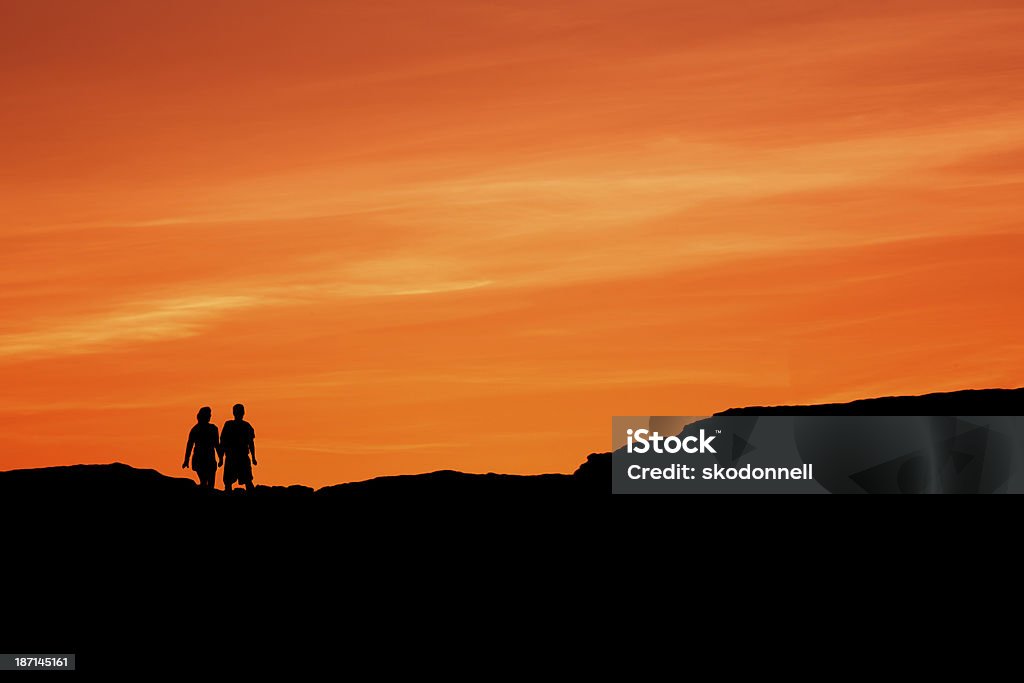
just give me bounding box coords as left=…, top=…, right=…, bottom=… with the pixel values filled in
left=197, top=406, right=212, bottom=423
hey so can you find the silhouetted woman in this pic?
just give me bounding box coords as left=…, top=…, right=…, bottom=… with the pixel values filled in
left=183, top=406, right=221, bottom=488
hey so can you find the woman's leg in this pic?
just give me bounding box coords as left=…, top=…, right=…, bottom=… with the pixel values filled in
left=197, top=462, right=213, bottom=488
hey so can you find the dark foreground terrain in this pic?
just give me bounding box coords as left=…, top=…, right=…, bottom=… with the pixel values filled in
left=3, top=387, right=1020, bottom=507
left=4, top=387, right=1021, bottom=671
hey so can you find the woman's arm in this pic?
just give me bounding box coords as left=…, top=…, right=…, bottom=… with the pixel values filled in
left=215, top=426, right=224, bottom=466
left=183, top=429, right=195, bottom=468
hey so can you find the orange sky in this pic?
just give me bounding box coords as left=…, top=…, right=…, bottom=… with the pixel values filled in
left=1, top=1, right=1022, bottom=487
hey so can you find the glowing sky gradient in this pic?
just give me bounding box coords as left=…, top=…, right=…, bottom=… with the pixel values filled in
left=2, top=1, right=1022, bottom=486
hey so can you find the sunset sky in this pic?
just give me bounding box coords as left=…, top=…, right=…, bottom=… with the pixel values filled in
left=1, top=1, right=1022, bottom=486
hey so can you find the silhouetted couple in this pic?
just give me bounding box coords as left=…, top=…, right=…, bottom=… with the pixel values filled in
left=183, top=404, right=257, bottom=491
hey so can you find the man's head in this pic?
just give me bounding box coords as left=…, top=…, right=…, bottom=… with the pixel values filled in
left=197, top=406, right=212, bottom=424
left=233, top=403, right=245, bottom=419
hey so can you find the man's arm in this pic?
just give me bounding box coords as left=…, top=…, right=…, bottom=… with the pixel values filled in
left=214, top=426, right=223, bottom=465
left=217, top=425, right=225, bottom=467
left=249, top=427, right=257, bottom=466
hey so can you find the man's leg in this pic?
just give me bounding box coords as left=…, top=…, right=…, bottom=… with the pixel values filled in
left=244, top=480, right=254, bottom=492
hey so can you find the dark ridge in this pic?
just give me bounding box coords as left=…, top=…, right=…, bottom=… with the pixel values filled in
left=0, top=461, right=600, bottom=506
left=714, top=387, right=1023, bottom=416
left=0, top=462, right=204, bottom=498
left=316, top=470, right=578, bottom=498
left=0, top=387, right=1019, bottom=507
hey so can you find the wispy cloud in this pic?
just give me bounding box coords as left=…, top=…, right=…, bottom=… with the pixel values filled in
left=259, top=440, right=462, bottom=455
left=0, top=295, right=258, bottom=360
left=0, top=273, right=497, bottom=361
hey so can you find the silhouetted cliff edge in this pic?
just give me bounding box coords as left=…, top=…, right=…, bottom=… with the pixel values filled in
left=1, top=387, right=1020, bottom=506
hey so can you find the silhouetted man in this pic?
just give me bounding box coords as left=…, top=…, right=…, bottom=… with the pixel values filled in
left=183, top=406, right=221, bottom=488
left=220, top=403, right=257, bottom=492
